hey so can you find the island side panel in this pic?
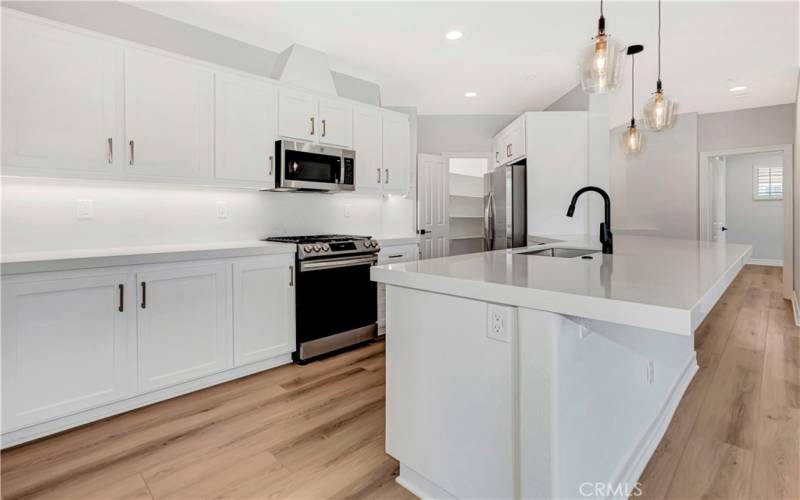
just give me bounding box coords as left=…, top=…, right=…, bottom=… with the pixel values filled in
left=385, top=285, right=517, bottom=499
left=518, top=309, right=697, bottom=499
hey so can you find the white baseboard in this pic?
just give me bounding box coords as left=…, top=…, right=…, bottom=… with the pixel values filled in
left=1, top=353, right=292, bottom=449
left=607, top=353, right=699, bottom=499
left=791, top=291, right=800, bottom=327
left=396, top=464, right=458, bottom=500
left=748, top=258, right=783, bottom=267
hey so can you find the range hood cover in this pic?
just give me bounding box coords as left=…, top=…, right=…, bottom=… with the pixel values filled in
left=271, top=44, right=338, bottom=96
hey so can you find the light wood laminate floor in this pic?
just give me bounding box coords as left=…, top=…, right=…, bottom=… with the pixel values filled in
left=2, top=265, right=798, bottom=499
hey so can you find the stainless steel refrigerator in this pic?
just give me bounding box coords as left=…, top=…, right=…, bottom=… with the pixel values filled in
left=484, top=163, right=526, bottom=250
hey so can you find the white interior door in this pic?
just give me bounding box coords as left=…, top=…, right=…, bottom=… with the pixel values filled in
left=711, top=156, right=728, bottom=243
left=417, top=154, right=449, bottom=259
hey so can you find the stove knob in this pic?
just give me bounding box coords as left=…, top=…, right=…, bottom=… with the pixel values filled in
left=322, top=244, right=330, bottom=251
left=303, top=245, right=313, bottom=252
left=370, top=240, right=378, bottom=248
left=313, top=244, right=321, bottom=252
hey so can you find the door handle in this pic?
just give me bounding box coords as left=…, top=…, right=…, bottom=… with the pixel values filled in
left=268, top=155, right=274, bottom=176
left=140, top=282, right=146, bottom=309
left=118, top=284, right=124, bottom=312
left=417, top=229, right=428, bottom=235
left=322, top=119, right=327, bottom=137
left=107, top=138, right=113, bottom=164
left=721, top=226, right=728, bottom=231
left=129, top=140, right=135, bottom=165
left=310, top=117, right=315, bottom=136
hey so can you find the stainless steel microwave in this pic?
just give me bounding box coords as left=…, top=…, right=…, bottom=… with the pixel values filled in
left=272, top=140, right=355, bottom=192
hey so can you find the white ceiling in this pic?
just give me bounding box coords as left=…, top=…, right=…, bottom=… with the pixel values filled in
left=132, top=1, right=798, bottom=126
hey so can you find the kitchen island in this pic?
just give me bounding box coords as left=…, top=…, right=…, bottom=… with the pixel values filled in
left=371, top=235, right=752, bottom=499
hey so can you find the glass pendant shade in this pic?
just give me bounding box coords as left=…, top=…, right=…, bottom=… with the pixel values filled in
left=580, top=33, right=625, bottom=93
left=644, top=89, right=677, bottom=131
left=622, top=122, right=645, bottom=154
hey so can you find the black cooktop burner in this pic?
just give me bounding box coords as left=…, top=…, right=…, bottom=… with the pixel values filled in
left=263, top=234, right=371, bottom=245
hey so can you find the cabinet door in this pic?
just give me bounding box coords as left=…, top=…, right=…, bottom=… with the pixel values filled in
left=318, top=99, right=353, bottom=148
left=1, top=273, right=134, bottom=431
left=137, top=263, right=230, bottom=392
left=215, top=73, right=277, bottom=185
left=353, top=106, right=382, bottom=194
left=1, top=15, right=123, bottom=176
left=507, top=120, right=526, bottom=162
left=382, top=112, right=411, bottom=195
left=232, top=255, right=295, bottom=366
left=125, top=49, right=213, bottom=179
left=278, top=88, right=317, bottom=142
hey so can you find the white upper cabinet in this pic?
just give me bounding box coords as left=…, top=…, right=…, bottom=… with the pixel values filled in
left=1, top=272, right=135, bottom=431
left=232, top=255, right=295, bottom=367
left=318, top=98, right=353, bottom=148
left=136, top=263, right=230, bottom=392
left=353, top=106, right=382, bottom=193
left=124, top=48, right=213, bottom=179
left=215, top=73, right=278, bottom=185
left=494, top=117, right=526, bottom=166
left=1, top=15, right=123, bottom=175
left=382, top=111, right=411, bottom=195
left=278, top=88, right=317, bottom=142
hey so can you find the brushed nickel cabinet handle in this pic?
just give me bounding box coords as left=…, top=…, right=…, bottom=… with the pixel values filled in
left=129, top=140, right=135, bottom=165
left=118, top=284, right=124, bottom=312
left=506, top=144, right=510, bottom=157
left=385, top=169, right=389, bottom=184
left=377, top=168, right=381, bottom=183
left=107, top=138, right=113, bottom=164
left=268, top=155, right=274, bottom=175
left=140, top=282, right=146, bottom=309
left=322, top=119, right=327, bottom=137
left=289, top=266, right=294, bottom=286
left=495, top=151, right=499, bottom=163
left=310, top=117, right=315, bottom=136
left=509, top=144, right=513, bottom=157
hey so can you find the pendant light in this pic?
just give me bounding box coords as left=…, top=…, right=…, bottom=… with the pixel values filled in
left=622, top=45, right=645, bottom=155
left=643, top=0, right=677, bottom=130
left=580, top=0, right=625, bottom=94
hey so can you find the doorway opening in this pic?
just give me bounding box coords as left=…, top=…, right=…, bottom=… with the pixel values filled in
left=699, top=144, right=793, bottom=298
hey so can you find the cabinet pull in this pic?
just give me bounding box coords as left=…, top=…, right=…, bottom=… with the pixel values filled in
left=506, top=144, right=511, bottom=157
left=377, top=168, right=381, bottom=183
left=388, top=254, right=404, bottom=259
left=310, top=117, right=315, bottom=136
left=141, top=282, right=146, bottom=309
left=495, top=151, right=499, bottom=163
left=107, top=138, right=113, bottom=164
left=118, top=284, right=124, bottom=312
left=509, top=144, right=513, bottom=157
left=289, top=266, right=294, bottom=287
left=268, top=155, right=274, bottom=176
left=322, top=119, right=327, bottom=137
left=385, top=169, right=389, bottom=184
left=129, top=140, right=135, bottom=165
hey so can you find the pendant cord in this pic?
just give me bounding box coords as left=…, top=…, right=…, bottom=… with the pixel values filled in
left=631, top=55, right=635, bottom=123
left=601, top=0, right=604, bottom=17
left=657, top=0, right=662, bottom=84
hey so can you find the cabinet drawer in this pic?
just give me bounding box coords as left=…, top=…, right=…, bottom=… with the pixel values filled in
left=378, top=244, right=419, bottom=264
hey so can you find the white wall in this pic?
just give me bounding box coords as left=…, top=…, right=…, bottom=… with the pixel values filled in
left=418, top=115, right=516, bottom=154
left=1, top=178, right=414, bottom=254
left=725, top=152, right=784, bottom=261
left=610, top=113, right=699, bottom=239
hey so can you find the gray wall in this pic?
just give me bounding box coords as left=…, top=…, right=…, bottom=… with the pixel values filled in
left=545, top=84, right=589, bottom=112
left=699, top=103, right=796, bottom=152
left=725, top=152, right=784, bottom=261
left=417, top=115, right=516, bottom=154
left=610, top=113, right=700, bottom=240
left=3, top=0, right=381, bottom=106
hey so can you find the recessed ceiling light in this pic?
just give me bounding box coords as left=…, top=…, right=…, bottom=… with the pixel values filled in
left=445, top=30, right=463, bottom=40
left=464, top=91, right=477, bottom=97
left=729, top=85, right=748, bottom=93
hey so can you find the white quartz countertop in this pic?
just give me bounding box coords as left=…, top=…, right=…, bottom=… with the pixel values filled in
left=1, top=240, right=296, bottom=275
left=372, top=235, right=752, bottom=335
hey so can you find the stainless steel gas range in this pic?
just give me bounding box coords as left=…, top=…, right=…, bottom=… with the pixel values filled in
left=263, top=234, right=381, bottom=363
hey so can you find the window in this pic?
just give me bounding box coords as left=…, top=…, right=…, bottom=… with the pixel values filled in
left=753, top=165, right=783, bottom=200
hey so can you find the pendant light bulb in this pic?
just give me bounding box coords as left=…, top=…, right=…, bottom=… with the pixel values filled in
left=644, top=0, right=677, bottom=130
left=623, top=45, right=645, bottom=155
left=580, top=0, right=624, bottom=94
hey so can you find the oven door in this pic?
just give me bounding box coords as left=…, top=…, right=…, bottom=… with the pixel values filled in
left=295, top=254, right=377, bottom=359
left=276, top=141, right=355, bottom=192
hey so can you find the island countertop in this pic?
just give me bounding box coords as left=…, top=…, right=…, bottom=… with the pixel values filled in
left=371, top=235, right=752, bottom=335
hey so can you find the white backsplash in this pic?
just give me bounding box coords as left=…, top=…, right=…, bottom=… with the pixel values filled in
left=1, top=177, right=415, bottom=254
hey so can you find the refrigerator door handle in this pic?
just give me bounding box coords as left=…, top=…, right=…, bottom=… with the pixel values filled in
left=484, top=192, right=495, bottom=250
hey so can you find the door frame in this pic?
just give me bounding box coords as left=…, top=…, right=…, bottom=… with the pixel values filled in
left=699, top=144, right=794, bottom=298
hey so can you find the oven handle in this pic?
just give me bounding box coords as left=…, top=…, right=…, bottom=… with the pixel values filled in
left=299, top=255, right=377, bottom=272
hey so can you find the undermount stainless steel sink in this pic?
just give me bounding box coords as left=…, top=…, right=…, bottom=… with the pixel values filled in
left=519, top=247, right=599, bottom=258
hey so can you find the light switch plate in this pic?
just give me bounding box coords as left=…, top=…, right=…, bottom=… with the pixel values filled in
left=216, top=201, right=228, bottom=219
left=76, top=199, right=94, bottom=220
left=344, top=204, right=352, bottom=218
left=487, top=303, right=514, bottom=343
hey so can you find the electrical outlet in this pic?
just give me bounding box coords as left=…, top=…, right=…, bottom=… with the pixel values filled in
left=647, top=360, right=655, bottom=385
left=216, top=201, right=228, bottom=219
left=487, top=304, right=513, bottom=343
left=344, top=204, right=352, bottom=218
left=76, top=199, right=94, bottom=220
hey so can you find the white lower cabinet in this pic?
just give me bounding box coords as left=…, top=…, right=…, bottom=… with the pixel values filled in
left=1, top=272, right=135, bottom=431
left=232, top=255, right=295, bottom=366
left=136, top=263, right=230, bottom=392
left=376, top=243, right=419, bottom=335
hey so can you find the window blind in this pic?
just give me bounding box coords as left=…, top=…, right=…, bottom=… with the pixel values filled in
left=753, top=165, right=783, bottom=200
